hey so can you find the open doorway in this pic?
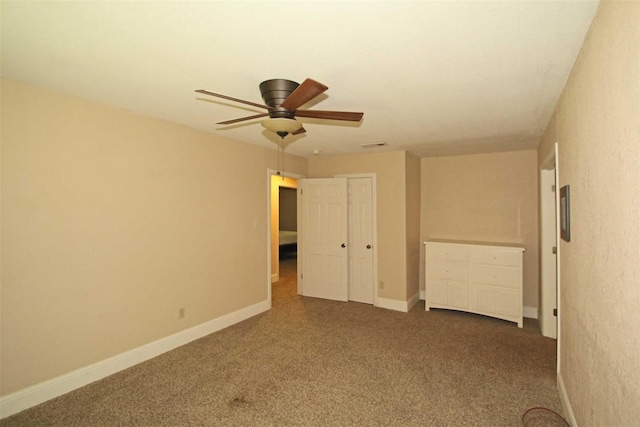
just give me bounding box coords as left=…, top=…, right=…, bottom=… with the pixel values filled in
left=276, top=186, right=298, bottom=301
left=269, top=173, right=300, bottom=303
left=278, top=187, right=298, bottom=261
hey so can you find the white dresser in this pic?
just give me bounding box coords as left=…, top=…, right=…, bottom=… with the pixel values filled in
left=424, top=240, right=525, bottom=327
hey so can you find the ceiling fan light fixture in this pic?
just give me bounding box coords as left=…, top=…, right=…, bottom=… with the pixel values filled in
left=261, top=118, right=302, bottom=135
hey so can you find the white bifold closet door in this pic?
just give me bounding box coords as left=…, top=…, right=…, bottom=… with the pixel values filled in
left=299, top=176, right=375, bottom=304
left=346, top=177, right=374, bottom=304
left=300, top=178, right=349, bottom=301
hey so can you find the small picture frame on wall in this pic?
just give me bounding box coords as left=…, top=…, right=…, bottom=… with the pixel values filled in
left=560, top=185, right=571, bottom=242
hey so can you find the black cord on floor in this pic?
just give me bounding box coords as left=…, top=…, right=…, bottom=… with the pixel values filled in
left=522, top=406, right=570, bottom=426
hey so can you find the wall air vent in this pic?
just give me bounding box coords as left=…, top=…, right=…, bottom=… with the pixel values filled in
left=360, top=142, right=387, bottom=149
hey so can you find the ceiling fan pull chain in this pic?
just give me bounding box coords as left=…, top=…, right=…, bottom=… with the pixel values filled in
left=277, top=141, right=281, bottom=176
left=275, top=136, right=283, bottom=177
left=280, top=138, right=285, bottom=180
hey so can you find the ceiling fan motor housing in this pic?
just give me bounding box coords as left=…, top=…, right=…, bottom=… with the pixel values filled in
left=259, top=79, right=299, bottom=119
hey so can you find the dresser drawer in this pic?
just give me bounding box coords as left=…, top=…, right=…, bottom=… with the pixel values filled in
left=426, top=278, right=448, bottom=305
left=427, top=259, right=468, bottom=282
left=426, top=278, right=468, bottom=309
left=469, top=264, right=521, bottom=288
left=469, top=284, right=520, bottom=317
left=426, top=243, right=469, bottom=262
left=469, top=246, right=522, bottom=267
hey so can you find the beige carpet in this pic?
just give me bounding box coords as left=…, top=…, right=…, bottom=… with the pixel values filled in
left=1, top=257, right=564, bottom=426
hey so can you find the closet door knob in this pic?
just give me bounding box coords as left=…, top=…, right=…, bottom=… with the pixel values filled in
left=366, top=245, right=372, bottom=249
left=341, top=243, right=346, bottom=248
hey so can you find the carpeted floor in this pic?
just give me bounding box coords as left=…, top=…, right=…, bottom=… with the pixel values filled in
left=1, top=257, right=563, bottom=426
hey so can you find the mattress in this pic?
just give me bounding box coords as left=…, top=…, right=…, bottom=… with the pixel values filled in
left=279, top=230, right=297, bottom=246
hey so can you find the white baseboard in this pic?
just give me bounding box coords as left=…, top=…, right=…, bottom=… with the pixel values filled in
left=271, top=273, right=278, bottom=283
left=376, top=297, right=412, bottom=312
left=523, top=306, right=538, bottom=319
left=0, top=299, right=270, bottom=419
left=558, top=371, right=577, bottom=426
left=420, top=290, right=426, bottom=300
left=407, top=291, right=421, bottom=311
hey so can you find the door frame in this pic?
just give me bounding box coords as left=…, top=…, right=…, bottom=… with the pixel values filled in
left=538, top=143, right=561, bottom=373
left=554, top=142, right=562, bottom=375
left=336, top=173, right=378, bottom=306
left=539, top=157, right=558, bottom=338
left=266, top=168, right=305, bottom=306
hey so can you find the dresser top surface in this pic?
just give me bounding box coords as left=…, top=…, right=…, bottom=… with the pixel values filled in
left=425, top=239, right=525, bottom=251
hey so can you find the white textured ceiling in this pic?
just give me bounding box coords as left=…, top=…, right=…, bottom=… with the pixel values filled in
left=1, top=1, right=599, bottom=158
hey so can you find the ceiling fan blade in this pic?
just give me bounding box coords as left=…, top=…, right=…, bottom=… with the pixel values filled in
left=280, top=78, right=328, bottom=111
left=196, top=89, right=273, bottom=111
left=216, top=113, right=270, bottom=125
left=294, top=109, right=364, bottom=122
left=292, top=126, right=306, bottom=135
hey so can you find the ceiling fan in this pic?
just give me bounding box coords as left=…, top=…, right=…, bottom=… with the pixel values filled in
left=196, top=78, right=364, bottom=139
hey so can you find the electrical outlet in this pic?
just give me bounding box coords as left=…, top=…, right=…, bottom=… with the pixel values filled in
left=379, top=281, right=384, bottom=290
left=179, top=307, right=185, bottom=319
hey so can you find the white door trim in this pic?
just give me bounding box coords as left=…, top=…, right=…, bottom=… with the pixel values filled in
left=538, top=143, right=561, bottom=376
left=553, top=142, right=562, bottom=375
left=539, top=157, right=557, bottom=338
left=335, top=173, right=378, bottom=307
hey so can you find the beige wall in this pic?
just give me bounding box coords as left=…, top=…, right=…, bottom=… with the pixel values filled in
left=420, top=150, right=539, bottom=308
left=0, top=79, right=307, bottom=395
left=538, top=114, right=557, bottom=167
left=545, top=1, right=640, bottom=424
left=308, top=151, right=410, bottom=302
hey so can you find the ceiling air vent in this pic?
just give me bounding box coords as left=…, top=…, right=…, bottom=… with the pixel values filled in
left=360, top=142, right=387, bottom=149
